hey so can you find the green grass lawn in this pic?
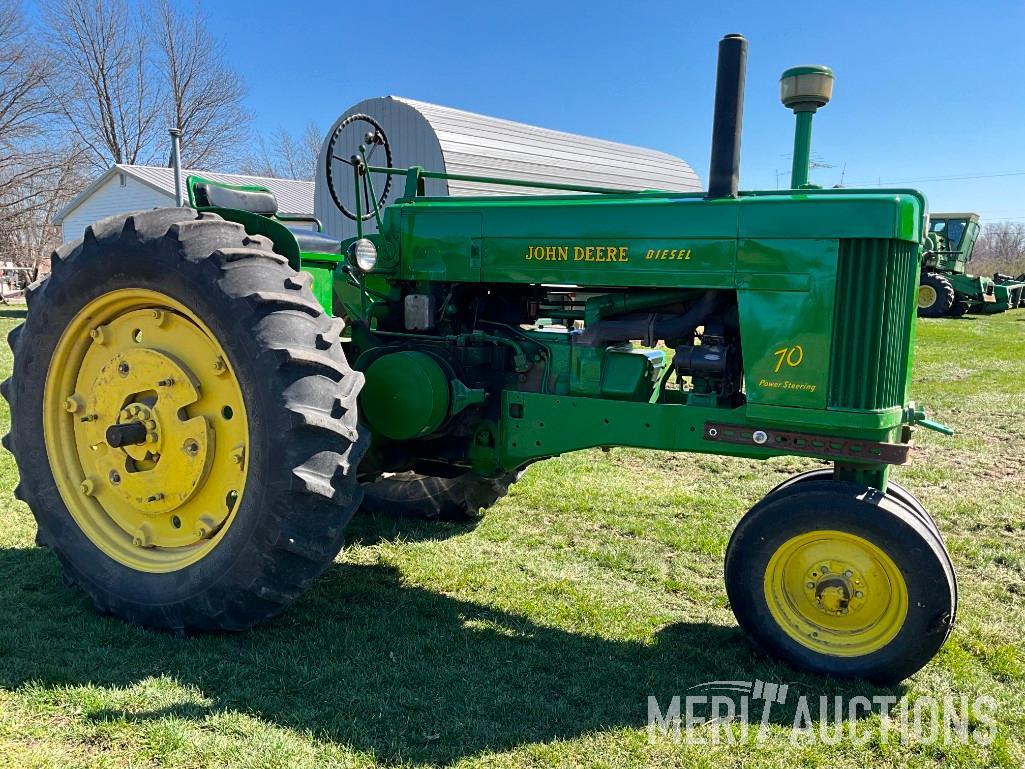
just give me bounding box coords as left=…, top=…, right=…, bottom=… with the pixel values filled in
left=0, top=307, right=1023, bottom=768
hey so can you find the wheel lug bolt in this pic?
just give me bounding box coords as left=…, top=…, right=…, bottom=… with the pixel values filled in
left=844, top=570, right=853, bottom=578
left=183, top=440, right=199, bottom=456
left=79, top=478, right=95, bottom=496
left=133, top=524, right=152, bottom=547
left=820, top=565, right=829, bottom=573
left=806, top=582, right=815, bottom=589
left=108, top=470, right=121, bottom=485
left=118, top=362, right=130, bottom=377
left=855, top=590, right=863, bottom=598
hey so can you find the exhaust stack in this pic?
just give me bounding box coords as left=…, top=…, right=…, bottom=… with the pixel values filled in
left=707, top=33, right=747, bottom=199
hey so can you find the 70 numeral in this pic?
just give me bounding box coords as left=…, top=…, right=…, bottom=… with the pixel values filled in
left=772, top=345, right=805, bottom=374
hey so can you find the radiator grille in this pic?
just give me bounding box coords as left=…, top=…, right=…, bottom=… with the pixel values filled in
left=827, top=239, right=920, bottom=411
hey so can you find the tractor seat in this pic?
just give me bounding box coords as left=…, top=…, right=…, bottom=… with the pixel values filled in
left=192, top=182, right=279, bottom=216
left=286, top=227, right=342, bottom=254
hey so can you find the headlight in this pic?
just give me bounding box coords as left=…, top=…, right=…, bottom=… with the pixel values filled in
left=347, top=238, right=377, bottom=272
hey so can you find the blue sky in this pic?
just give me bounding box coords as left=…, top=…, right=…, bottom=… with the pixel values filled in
left=205, top=0, right=1025, bottom=223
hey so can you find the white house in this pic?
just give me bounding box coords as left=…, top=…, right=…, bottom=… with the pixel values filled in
left=55, top=165, right=315, bottom=243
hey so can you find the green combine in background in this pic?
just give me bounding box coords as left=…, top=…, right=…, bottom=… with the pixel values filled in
left=919, top=213, right=1025, bottom=317
left=4, top=35, right=959, bottom=684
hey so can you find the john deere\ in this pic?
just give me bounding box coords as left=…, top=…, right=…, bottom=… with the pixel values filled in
left=3, top=35, right=957, bottom=683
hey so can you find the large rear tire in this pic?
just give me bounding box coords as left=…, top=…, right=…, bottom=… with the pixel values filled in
left=361, top=471, right=518, bottom=520
left=2, top=208, right=366, bottom=631
left=725, top=481, right=956, bottom=683
left=917, top=272, right=955, bottom=318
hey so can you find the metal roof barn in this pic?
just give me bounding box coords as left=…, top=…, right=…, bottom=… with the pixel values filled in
left=56, top=165, right=314, bottom=243
left=315, top=96, right=702, bottom=241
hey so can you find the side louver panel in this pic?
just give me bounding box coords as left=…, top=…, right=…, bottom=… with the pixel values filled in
left=828, top=239, right=920, bottom=411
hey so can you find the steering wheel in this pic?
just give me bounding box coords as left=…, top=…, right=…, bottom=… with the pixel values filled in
left=325, top=113, right=394, bottom=222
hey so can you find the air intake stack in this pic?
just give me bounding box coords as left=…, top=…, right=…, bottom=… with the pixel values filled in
left=780, top=65, right=834, bottom=188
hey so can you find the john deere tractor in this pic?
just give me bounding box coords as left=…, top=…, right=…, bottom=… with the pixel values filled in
left=3, top=36, right=957, bottom=683
left=918, top=212, right=1025, bottom=316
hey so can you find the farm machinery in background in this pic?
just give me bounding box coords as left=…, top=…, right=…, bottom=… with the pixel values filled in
left=4, top=35, right=958, bottom=684
left=918, top=212, right=1025, bottom=317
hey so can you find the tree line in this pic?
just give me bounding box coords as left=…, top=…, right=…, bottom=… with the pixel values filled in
left=0, top=0, right=320, bottom=281
left=973, top=222, right=1025, bottom=278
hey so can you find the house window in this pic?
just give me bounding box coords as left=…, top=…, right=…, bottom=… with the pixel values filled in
left=119, top=173, right=127, bottom=187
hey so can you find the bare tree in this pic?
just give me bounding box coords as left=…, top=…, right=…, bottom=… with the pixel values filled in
left=0, top=0, right=88, bottom=283
left=242, top=122, right=322, bottom=181
left=41, top=0, right=164, bottom=171
left=974, top=221, right=1025, bottom=276
left=152, top=0, right=249, bottom=169
left=0, top=0, right=56, bottom=216
left=0, top=150, right=86, bottom=280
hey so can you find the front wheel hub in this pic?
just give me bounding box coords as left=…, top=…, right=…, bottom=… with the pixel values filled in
left=764, top=530, right=908, bottom=656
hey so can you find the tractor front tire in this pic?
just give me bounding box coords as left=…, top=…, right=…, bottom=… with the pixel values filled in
left=361, top=471, right=518, bottom=520
left=917, top=272, right=955, bottom=318
left=725, top=480, right=956, bottom=683
left=763, top=468, right=945, bottom=541
left=3, top=208, right=366, bottom=631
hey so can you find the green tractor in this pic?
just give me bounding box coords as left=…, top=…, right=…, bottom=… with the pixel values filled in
left=918, top=212, right=1025, bottom=316
left=4, top=35, right=958, bottom=683
left=994, top=270, right=1025, bottom=310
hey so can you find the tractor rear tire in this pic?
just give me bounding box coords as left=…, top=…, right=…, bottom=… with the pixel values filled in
left=2, top=208, right=366, bottom=632
left=725, top=480, right=956, bottom=683
left=917, top=272, right=955, bottom=318
left=361, top=471, right=518, bottom=520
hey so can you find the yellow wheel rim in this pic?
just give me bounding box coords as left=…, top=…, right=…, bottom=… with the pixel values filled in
left=917, top=284, right=938, bottom=309
left=42, top=289, right=249, bottom=573
left=764, top=530, right=908, bottom=657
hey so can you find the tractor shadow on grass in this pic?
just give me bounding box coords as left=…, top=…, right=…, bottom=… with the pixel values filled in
left=0, top=531, right=906, bottom=766
left=344, top=509, right=482, bottom=546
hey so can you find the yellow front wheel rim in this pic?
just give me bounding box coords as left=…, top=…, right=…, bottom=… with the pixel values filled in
left=764, top=530, right=908, bottom=657
left=42, top=289, right=250, bottom=573
left=917, top=284, right=938, bottom=309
